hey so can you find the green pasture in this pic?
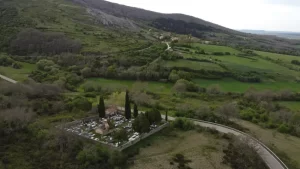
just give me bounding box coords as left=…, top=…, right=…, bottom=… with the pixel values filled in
left=165, top=59, right=225, bottom=71
left=213, top=55, right=300, bottom=80
left=193, top=78, right=300, bottom=93
left=255, top=51, right=300, bottom=63
left=191, top=43, right=240, bottom=54
left=0, top=62, right=36, bottom=81
left=278, top=101, right=300, bottom=112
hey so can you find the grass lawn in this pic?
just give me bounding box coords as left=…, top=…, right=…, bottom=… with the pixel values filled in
left=127, top=128, right=230, bottom=169
left=0, top=62, right=36, bottom=81
left=165, top=59, right=225, bottom=71
left=238, top=120, right=300, bottom=168
left=278, top=101, right=300, bottom=112
left=191, top=43, right=240, bottom=54
left=193, top=78, right=300, bottom=93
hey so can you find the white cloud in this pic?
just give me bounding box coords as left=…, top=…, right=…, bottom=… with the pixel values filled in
left=105, top=0, right=300, bottom=32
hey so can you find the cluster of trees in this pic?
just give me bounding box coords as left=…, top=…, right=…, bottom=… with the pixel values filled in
left=212, top=52, right=231, bottom=56
left=151, top=18, right=216, bottom=39
left=291, top=60, right=300, bottom=66
left=30, top=71, right=83, bottom=91
left=10, top=28, right=81, bottom=55
left=0, top=5, right=34, bottom=51
left=240, top=89, right=300, bottom=136
left=0, top=55, right=22, bottom=69
left=0, top=81, right=128, bottom=169
left=172, top=79, right=203, bottom=93
left=223, top=137, right=268, bottom=169
left=133, top=109, right=162, bottom=133
left=233, top=73, right=261, bottom=83
left=168, top=70, right=192, bottom=82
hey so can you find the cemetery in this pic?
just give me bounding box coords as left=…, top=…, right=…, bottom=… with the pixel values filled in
left=62, top=92, right=168, bottom=150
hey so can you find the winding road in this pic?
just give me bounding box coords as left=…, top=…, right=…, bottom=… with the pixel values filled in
left=169, top=117, right=288, bottom=169
left=0, top=74, right=17, bottom=84
left=2, top=73, right=288, bottom=169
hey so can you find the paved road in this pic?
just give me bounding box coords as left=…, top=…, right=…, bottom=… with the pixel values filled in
left=165, top=42, right=171, bottom=51
left=167, top=116, right=287, bottom=169
left=0, top=74, right=17, bottom=84
left=4, top=75, right=286, bottom=168
left=118, top=106, right=287, bottom=169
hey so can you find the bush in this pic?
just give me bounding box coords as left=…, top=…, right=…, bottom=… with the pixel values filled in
left=173, top=118, right=195, bottom=131
left=277, top=123, right=291, bottom=133
left=66, top=96, right=92, bottom=112
left=37, top=59, right=56, bottom=71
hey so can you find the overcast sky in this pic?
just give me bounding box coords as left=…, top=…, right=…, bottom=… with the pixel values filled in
left=105, top=0, right=300, bottom=32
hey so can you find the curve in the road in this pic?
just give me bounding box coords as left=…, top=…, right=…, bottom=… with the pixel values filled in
left=0, top=74, right=17, bottom=84
left=185, top=118, right=288, bottom=169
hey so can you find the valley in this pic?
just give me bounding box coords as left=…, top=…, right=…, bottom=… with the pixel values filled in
left=1, top=0, right=300, bottom=169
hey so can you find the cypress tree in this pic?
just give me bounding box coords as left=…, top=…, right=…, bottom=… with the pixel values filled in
left=125, top=90, right=131, bottom=119
left=165, top=110, right=168, bottom=121
left=98, top=96, right=105, bottom=118
left=134, top=103, right=138, bottom=118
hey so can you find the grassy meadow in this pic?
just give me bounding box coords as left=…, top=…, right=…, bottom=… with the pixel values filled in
left=165, top=59, right=225, bottom=71
left=0, top=62, right=36, bottom=81
left=193, top=78, right=300, bottom=92
left=191, top=43, right=240, bottom=54
left=127, top=128, right=230, bottom=169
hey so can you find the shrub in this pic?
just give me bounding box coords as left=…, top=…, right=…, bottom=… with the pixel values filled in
left=173, top=118, right=195, bottom=131
left=66, top=96, right=92, bottom=112
left=277, top=123, right=291, bottom=133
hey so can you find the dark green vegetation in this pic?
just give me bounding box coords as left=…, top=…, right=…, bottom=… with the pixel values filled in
left=1, top=0, right=300, bottom=168
left=98, top=96, right=105, bottom=118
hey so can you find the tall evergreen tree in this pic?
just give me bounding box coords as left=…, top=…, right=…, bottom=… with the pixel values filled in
left=125, top=90, right=131, bottom=119
left=133, top=103, right=138, bottom=118
left=98, top=96, right=105, bottom=118
left=165, top=110, right=168, bottom=121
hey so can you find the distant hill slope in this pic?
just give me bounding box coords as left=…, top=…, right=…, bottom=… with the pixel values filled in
left=1, top=0, right=300, bottom=56
left=241, top=30, right=300, bottom=40
left=69, top=0, right=300, bottom=56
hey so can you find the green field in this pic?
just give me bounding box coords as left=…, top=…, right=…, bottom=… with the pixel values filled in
left=215, top=55, right=300, bottom=79
left=193, top=78, right=300, bottom=92
left=191, top=43, right=240, bottom=54
left=165, top=59, right=225, bottom=71
left=278, top=101, right=300, bottom=112
left=255, top=51, right=300, bottom=63
left=0, top=62, right=36, bottom=81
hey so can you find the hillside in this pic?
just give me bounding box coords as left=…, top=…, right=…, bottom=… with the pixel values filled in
left=2, top=0, right=300, bottom=169
left=69, top=0, right=300, bottom=55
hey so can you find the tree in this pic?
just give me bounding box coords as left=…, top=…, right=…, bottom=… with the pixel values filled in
left=113, top=128, right=128, bottom=142
left=133, top=104, right=138, bottom=118
left=125, top=90, right=131, bottom=119
left=207, top=84, right=221, bottom=95
left=165, top=110, right=168, bottom=121
left=218, top=103, right=239, bottom=121
left=133, top=113, right=150, bottom=133
left=80, top=67, right=92, bottom=78
left=145, top=109, right=161, bottom=124
left=98, top=96, right=105, bottom=118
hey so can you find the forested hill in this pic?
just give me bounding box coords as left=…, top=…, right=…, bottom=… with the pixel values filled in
left=70, top=0, right=300, bottom=56
left=1, top=0, right=300, bottom=55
